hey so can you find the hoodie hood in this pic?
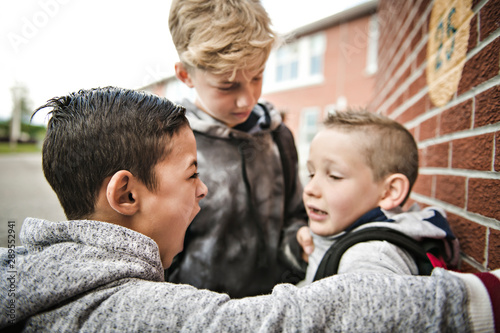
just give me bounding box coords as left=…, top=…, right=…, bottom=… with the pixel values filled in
left=180, top=99, right=282, bottom=139
left=357, top=205, right=455, bottom=240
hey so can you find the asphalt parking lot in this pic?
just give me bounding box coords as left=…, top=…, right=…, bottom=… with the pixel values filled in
left=0, top=153, right=65, bottom=248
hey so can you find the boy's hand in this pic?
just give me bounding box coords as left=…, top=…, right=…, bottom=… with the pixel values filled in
left=297, top=226, right=314, bottom=263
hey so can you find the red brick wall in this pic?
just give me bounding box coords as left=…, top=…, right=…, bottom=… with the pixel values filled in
left=372, top=0, right=500, bottom=272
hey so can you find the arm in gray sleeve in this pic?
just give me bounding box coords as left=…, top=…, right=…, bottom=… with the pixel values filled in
left=204, top=268, right=473, bottom=332
left=90, top=268, right=483, bottom=332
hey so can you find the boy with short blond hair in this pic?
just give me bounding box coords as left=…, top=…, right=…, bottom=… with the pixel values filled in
left=167, top=0, right=311, bottom=297
left=303, top=109, right=460, bottom=283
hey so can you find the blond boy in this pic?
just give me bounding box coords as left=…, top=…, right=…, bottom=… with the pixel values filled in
left=167, top=0, right=312, bottom=297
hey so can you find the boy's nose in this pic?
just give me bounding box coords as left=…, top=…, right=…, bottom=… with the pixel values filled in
left=303, top=177, right=320, bottom=198
left=197, top=180, right=208, bottom=199
left=236, top=88, right=255, bottom=109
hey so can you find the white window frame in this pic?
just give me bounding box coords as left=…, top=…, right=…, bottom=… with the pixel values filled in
left=264, top=32, right=326, bottom=93
left=276, top=43, right=299, bottom=82
left=297, top=107, right=321, bottom=183
left=365, top=14, right=378, bottom=76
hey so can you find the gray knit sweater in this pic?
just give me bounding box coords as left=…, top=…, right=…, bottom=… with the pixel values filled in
left=0, top=218, right=491, bottom=332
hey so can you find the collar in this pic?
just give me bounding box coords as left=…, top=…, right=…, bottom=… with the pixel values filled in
left=344, top=207, right=394, bottom=232
left=233, top=103, right=271, bottom=133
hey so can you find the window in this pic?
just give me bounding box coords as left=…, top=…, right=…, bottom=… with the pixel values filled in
left=276, top=43, right=299, bottom=82
left=300, top=108, right=320, bottom=145
left=298, top=108, right=320, bottom=184
left=309, top=34, right=324, bottom=76
left=264, top=33, right=325, bottom=93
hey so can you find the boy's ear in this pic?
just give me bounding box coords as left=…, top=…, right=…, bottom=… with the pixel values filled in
left=175, top=62, right=195, bottom=88
left=378, top=173, right=410, bottom=210
left=106, top=170, right=140, bottom=216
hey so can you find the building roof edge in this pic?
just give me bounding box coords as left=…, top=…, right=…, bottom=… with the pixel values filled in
left=287, top=0, right=378, bottom=38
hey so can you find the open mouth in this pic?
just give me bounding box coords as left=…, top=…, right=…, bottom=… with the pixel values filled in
left=309, top=207, right=327, bottom=215
left=307, top=205, right=328, bottom=220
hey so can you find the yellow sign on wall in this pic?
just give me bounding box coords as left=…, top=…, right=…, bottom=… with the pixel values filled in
left=426, top=0, right=473, bottom=107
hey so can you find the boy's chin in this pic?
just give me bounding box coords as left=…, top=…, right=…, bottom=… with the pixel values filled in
left=162, top=256, right=174, bottom=269
left=233, top=110, right=252, bottom=122
left=310, top=224, right=337, bottom=237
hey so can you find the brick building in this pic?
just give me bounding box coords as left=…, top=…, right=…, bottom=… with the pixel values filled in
left=370, top=0, right=499, bottom=272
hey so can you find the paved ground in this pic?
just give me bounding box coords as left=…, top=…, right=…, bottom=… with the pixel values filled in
left=0, top=153, right=65, bottom=248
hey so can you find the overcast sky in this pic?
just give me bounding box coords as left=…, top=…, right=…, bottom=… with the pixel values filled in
left=1, top=0, right=367, bottom=124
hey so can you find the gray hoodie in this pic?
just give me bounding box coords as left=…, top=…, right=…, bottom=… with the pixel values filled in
left=1, top=217, right=495, bottom=332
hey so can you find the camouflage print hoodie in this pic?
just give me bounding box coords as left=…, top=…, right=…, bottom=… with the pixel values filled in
left=166, top=99, right=308, bottom=298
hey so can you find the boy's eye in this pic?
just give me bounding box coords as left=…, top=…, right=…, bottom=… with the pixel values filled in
left=190, top=172, right=200, bottom=179
left=307, top=173, right=315, bottom=179
left=329, top=174, right=343, bottom=180
left=218, top=84, right=238, bottom=91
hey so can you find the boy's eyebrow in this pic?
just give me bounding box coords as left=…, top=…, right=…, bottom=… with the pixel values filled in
left=189, top=159, right=198, bottom=169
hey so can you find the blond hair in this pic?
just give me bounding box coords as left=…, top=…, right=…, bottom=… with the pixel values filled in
left=169, top=0, right=277, bottom=79
left=324, top=110, right=419, bottom=204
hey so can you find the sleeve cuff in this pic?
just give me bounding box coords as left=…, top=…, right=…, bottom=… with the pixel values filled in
left=448, top=269, right=499, bottom=333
